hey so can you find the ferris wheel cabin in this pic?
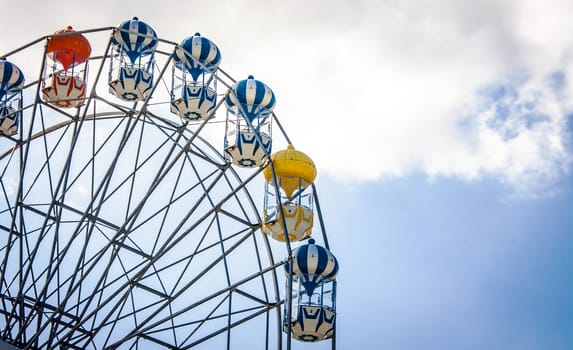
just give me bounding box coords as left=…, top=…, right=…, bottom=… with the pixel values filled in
left=170, top=33, right=220, bottom=121
left=0, top=59, right=24, bottom=136
left=262, top=145, right=316, bottom=242
left=41, top=26, right=91, bottom=108
left=284, top=239, right=339, bottom=342
left=224, top=75, right=274, bottom=167
left=108, top=18, right=158, bottom=102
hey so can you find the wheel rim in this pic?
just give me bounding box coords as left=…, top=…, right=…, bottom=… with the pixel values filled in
left=0, top=27, right=288, bottom=349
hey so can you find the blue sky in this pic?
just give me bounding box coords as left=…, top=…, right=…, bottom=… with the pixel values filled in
left=324, top=175, right=573, bottom=349
left=2, top=0, right=573, bottom=349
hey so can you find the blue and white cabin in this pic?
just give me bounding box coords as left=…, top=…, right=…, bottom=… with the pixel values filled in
left=109, top=18, right=158, bottom=102
left=224, top=76, right=274, bottom=167
left=0, top=59, right=25, bottom=136
left=171, top=33, right=221, bottom=121
left=284, top=239, right=339, bottom=342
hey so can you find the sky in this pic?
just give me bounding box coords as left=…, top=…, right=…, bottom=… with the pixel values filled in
left=2, top=0, right=573, bottom=349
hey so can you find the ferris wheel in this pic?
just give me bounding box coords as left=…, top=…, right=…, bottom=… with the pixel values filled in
left=0, top=18, right=339, bottom=350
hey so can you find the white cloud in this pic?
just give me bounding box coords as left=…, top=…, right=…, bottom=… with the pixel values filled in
left=427, top=74, right=572, bottom=198
left=245, top=0, right=573, bottom=197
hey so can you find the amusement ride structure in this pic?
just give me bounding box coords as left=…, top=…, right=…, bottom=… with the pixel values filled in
left=0, top=18, right=339, bottom=349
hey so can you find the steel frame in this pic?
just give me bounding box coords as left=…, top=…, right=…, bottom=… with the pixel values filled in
left=0, top=26, right=334, bottom=350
